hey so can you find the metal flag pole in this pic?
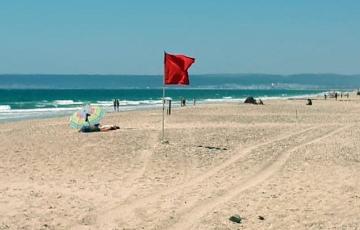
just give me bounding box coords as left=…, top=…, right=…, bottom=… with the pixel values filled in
left=162, top=85, right=165, bottom=142
left=162, top=51, right=166, bottom=143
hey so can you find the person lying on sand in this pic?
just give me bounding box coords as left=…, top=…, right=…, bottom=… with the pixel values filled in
left=79, top=124, right=119, bottom=133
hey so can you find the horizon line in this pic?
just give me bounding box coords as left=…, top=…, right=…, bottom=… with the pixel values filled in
left=0, top=73, right=360, bottom=76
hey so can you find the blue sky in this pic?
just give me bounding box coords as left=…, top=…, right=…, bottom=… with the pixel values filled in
left=0, top=0, right=359, bottom=75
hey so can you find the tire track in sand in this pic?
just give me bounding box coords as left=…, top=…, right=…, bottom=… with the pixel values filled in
left=96, top=125, right=319, bottom=225
left=74, top=131, right=158, bottom=230
left=167, top=125, right=350, bottom=230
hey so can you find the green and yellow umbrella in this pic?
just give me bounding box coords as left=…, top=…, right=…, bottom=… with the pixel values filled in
left=69, top=105, right=105, bottom=129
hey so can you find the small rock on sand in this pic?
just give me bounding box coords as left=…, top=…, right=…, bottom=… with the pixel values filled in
left=229, top=214, right=242, bottom=223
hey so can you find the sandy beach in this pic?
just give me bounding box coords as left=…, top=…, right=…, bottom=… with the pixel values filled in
left=1, top=95, right=360, bottom=229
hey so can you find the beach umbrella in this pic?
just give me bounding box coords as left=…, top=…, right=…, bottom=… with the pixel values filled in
left=69, top=104, right=105, bottom=129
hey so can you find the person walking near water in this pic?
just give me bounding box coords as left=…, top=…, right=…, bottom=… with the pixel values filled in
left=180, top=97, right=186, bottom=107
left=116, top=99, right=120, bottom=112
left=113, top=99, right=117, bottom=111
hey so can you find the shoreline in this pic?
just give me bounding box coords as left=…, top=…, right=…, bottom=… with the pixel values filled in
left=0, top=89, right=334, bottom=124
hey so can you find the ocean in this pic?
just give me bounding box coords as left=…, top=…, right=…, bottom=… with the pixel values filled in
left=1, top=74, right=358, bottom=122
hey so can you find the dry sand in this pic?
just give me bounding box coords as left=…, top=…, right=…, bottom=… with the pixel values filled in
left=1, top=94, right=360, bottom=229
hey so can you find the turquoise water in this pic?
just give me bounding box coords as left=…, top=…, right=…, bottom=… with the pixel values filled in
left=1, top=73, right=356, bottom=122
left=0, top=88, right=325, bottom=109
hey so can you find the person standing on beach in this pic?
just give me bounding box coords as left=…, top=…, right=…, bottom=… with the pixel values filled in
left=113, top=99, right=117, bottom=111
left=116, top=99, right=120, bottom=112
left=182, top=97, right=186, bottom=106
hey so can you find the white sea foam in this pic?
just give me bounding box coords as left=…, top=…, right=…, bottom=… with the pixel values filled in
left=115, top=100, right=162, bottom=106
left=0, top=107, right=81, bottom=114
left=122, top=101, right=140, bottom=106
left=0, top=105, right=11, bottom=111
left=95, top=100, right=160, bottom=107
left=138, top=100, right=162, bottom=105
left=0, top=106, right=82, bottom=123
left=96, top=101, right=113, bottom=106
left=54, top=100, right=83, bottom=105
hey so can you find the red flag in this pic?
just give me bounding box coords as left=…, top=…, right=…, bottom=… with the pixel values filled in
left=164, top=52, right=195, bottom=85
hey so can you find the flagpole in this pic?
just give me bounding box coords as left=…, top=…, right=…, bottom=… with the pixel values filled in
left=162, top=51, right=166, bottom=143
left=162, top=85, right=165, bottom=142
